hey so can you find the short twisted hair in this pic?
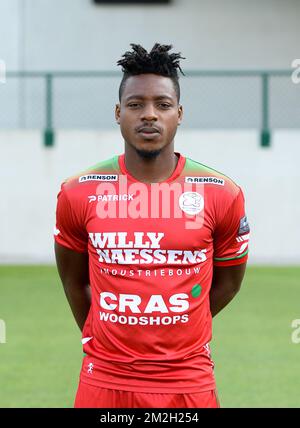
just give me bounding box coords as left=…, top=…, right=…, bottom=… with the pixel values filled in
left=117, top=43, right=185, bottom=101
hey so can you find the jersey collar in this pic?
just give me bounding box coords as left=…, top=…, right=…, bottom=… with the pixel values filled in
left=118, top=152, right=186, bottom=184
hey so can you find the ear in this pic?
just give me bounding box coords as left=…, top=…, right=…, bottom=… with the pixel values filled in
left=178, top=104, right=183, bottom=126
left=115, top=103, right=121, bottom=124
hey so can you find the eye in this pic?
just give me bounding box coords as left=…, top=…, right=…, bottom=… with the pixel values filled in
left=128, top=103, right=141, bottom=108
left=159, top=103, right=172, bottom=109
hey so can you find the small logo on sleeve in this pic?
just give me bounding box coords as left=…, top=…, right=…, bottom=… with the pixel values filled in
left=238, top=216, right=250, bottom=235
left=79, top=174, right=118, bottom=183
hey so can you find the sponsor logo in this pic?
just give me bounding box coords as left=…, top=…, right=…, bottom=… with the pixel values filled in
left=185, top=176, right=224, bottom=185
left=179, top=192, right=204, bottom=215
left=98, top=285, right=202, bottom=326
left=238, top=215, right=250, bottom=235
left=100, top=292, right=189, bottom=314
left=79, top=174, right=118, bottom=183
left=89, top=232, right=208, bottom=265
left=88, top=194, right=134, bottom=203
left=99, top=266, right=202, bottom=278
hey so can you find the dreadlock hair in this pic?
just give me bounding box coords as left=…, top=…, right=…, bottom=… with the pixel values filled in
left=117, top=43, right=185, bottom=102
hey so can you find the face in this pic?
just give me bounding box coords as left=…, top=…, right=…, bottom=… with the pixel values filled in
left=115, top=74, right=183, bottom=156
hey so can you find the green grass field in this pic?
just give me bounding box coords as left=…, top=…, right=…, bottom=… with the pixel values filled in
left=0, top=265, right=299, bottom=408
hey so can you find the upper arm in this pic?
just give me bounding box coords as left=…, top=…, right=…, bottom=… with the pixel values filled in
left=211, top=262, right=247, bottom=294
left=55, top=242, right=89, bottom=287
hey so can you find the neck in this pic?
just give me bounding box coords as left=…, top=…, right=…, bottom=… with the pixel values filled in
left=124, top=142, right=178, bottom=183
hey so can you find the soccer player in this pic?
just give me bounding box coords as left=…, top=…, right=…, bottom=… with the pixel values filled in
left=54, top=43, right=250, bottom=408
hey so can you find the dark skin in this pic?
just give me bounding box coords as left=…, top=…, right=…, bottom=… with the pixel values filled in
left=55, top=244, right=91, bottom=331
left=55, top=73, right=247, bottom=331
left=115, top=73, right=183, bottom=183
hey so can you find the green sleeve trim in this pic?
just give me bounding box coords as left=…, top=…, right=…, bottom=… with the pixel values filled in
left=214, top=249, right=249, bottom=261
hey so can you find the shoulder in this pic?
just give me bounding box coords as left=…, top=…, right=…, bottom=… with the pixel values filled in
left=184, top=156, right=242, bottom=201
left=60, top=155, right=120, bottom=194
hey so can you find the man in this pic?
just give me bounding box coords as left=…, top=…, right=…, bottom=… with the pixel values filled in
left=54, top=43, right=250, bottom=408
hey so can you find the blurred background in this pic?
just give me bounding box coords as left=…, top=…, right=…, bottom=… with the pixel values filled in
left=0, top=0, right=299, bottom=408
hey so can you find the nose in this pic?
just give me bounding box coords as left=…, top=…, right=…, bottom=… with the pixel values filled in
left=140, top=104, right=158, bottom=122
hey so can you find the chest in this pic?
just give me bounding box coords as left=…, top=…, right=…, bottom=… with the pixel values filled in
left=84, top=184, right=216, bottom=252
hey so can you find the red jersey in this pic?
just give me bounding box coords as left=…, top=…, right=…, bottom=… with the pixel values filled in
left=54, top=152, right=249, bottom=393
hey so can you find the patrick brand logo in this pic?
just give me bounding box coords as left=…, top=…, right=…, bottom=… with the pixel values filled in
left=88, top=194, right=134, bottom=203
left=79, top=174, right=118, bottom=182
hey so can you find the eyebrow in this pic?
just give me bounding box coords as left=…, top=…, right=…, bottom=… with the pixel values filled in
left=125, top=95, right=174, bottom=102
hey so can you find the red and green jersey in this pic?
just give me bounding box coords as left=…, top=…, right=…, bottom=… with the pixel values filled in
left=54, top=152, right=249, bottom=393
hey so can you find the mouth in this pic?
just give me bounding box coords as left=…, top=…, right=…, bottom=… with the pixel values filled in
left=137, top=127, right=161, bottom=139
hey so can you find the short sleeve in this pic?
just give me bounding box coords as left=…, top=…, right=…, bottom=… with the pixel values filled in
left=54, top=184, right=88, bottom=253
left=213, top=187, right=250, bottom=266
